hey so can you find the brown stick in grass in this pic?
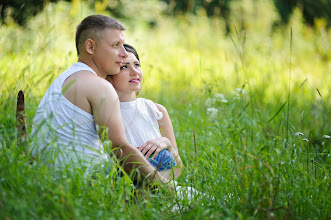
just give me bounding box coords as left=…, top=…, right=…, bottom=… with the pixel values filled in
left=16, top=90, right=28, bottom=144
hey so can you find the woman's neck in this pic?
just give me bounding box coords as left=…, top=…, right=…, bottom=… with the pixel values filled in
left=118, top=92, right=137, bottom=102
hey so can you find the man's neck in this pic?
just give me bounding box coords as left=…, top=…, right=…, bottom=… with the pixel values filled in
left=78, top=56, right=102, bottom=77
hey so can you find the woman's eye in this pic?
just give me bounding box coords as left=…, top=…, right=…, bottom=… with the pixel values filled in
left=134, top=63, right=140, bottom=68
left=120, top=65, right=127, bottom=70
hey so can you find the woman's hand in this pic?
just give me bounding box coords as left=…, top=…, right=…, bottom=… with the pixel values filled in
left=138, top=137, right=172, bottom=159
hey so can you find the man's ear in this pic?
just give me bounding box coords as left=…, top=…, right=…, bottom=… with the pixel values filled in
left=85, top=39, right=95, bottom=55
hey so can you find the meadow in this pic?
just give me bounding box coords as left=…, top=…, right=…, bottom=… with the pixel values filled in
left=1, top=0, right=331, bottom=219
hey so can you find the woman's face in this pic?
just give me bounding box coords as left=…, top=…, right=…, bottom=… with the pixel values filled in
left=109, top=52, right=143, bottom=95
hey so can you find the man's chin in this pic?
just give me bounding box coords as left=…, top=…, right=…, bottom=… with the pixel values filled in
left=110, top=68, right=121, bottom=76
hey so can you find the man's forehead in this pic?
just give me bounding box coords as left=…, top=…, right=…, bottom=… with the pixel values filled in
left=102, top=28, right=125, bottom=41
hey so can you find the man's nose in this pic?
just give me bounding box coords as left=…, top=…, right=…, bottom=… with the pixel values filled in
left=120, top=45, right=128, bottom=58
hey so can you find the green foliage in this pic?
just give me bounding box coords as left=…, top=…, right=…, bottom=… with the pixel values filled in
left=93, top=0, right=166, bottom=24
left=1, top=0, right=331, bottom=219
left=161, top=0, right=233, bottom=33
left=273, top=0, right=331, bottom=28
left=0, top=0, right=69, bottom=25
left=0, top=0, right=165, bottom=26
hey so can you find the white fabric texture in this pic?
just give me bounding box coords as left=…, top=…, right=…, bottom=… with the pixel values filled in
left=31, top=62, right=109, bottom=167
left=120, top=98, right=163, bottom=147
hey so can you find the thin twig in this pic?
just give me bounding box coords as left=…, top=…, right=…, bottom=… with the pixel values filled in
left=193, top=130, right=198, bottom=171
left=286, top=27, right=293, bottom=146
left=326, top=179, right=331, bottom=195
left=316, top=88, right=322, bottom=98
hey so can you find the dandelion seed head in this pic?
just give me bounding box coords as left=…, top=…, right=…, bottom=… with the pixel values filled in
left=323, top=135, right=330, bottom=139
left=302, top=138, right=309, bottom=142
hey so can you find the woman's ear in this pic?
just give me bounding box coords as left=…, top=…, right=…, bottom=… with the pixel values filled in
left=85, top=39, right=95, bottom=55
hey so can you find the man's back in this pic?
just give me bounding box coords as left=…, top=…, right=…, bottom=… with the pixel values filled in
left=31, top=62, right=109, bottom=166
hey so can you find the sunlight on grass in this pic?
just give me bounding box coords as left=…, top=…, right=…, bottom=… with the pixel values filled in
left=1, top=0, right=330, bottom=219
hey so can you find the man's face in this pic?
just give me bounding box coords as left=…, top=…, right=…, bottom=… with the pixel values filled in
left=92, top=29, right=128, bottom=78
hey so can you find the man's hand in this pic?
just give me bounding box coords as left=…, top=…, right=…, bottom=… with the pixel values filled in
left=138, top=137, right=172, bottom=159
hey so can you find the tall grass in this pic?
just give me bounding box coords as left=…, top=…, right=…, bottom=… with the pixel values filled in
left=1, top=0, right=331, bottom=219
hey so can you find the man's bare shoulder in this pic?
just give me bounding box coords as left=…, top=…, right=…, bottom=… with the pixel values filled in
left=62, top=70, right=118, bottom=114
left=64, top=70, right=114, bottom=92
left=65, top=70, right=102, bottom=85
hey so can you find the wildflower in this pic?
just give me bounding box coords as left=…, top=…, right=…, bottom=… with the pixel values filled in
left=235, top=88, right=247, bottom=95
left=302, top=138, right=309, bottom=142
left=215, top=93, right=225, bottom=100
left=295, top=132, right=304, bottom=136
left=214, top=93, right=228, bottom=103
left=205, top=98, right=214, bottom=107
left=232, top=88, right=247, bottom=99
left=207, top=107, right=218, bottom=119
left=323, top=135, right=330, bottom=139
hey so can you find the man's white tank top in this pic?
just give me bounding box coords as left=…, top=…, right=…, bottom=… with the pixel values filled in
left=31, top=62, right=109, bottom=167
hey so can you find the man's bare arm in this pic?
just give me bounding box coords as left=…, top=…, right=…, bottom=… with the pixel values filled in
left=63, top=71, right=166, bottom=184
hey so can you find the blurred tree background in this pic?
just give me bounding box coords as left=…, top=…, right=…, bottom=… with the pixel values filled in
left=1, top=0, right=331, bottom=32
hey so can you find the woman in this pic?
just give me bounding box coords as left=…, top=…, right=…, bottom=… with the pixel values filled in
left=106, top=44, right=183, bottom=180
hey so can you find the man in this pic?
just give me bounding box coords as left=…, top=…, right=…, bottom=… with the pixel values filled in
left=31, top=15, right=167, bottom=185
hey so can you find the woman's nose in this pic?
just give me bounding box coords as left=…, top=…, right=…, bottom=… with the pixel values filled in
left=130, top=68, right=139, bottom=75
left=130, top=67, right=141, bottom=76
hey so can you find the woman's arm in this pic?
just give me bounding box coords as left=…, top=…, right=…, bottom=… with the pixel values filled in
left=137, top=102, right=183, bottom=179
left=155, top=103, right=183, bottom=178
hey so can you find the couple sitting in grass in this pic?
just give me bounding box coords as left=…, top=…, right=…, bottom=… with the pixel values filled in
left=106, top=44, right=182, bottom=181
left=31, top=15, right=182, bottom=187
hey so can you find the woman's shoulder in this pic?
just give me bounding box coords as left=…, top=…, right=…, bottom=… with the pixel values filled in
left=154, top=103, right=167, bottom=113
left=137, top=97, right=154, bottom=104
left=137, top=98, right=163, bottom=120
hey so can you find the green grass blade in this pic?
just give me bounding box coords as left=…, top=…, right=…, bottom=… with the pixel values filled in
left=267, top=101, right=287, bottom=123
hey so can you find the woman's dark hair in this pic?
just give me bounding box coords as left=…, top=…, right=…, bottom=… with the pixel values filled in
left=123, top=44, right=140, bottom=63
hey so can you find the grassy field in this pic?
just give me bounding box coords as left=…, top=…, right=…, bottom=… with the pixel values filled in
left=1, top=0, right=331, bottom=219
